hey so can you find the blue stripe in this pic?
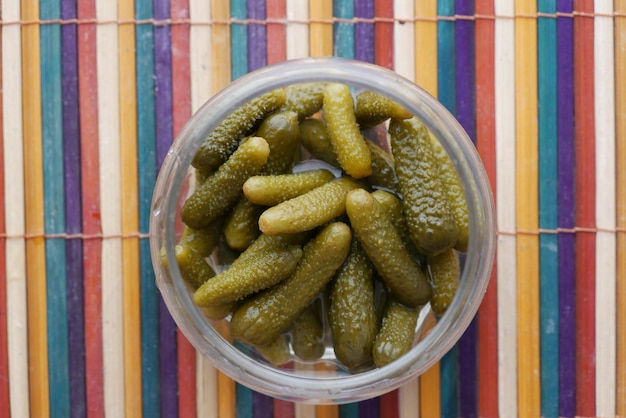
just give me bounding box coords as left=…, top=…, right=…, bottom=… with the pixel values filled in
left=232, top=0, right=249, bottom=79
left=333, top=0, right=355, bottom=58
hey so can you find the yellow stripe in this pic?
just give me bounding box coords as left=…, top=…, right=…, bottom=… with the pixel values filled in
left=21, top=0, right=50, bottom=416
left=211, top=1, right=231, bottom=91
left=118, top=1, right=142, bottom=415
left=615, top=0, right=626, bottom=414
left=414, top=0, right=437, bottom=97
left=514, top=1, right=540, bottom=416
left=309, top=0, right=333, bottom=57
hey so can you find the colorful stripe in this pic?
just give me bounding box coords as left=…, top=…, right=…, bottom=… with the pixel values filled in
left=333, top=0, right=354, bottom=58
left=474, top=1, right=498, bottom=417
left=231, top=0, right=248, bottom=80
left=355, top=0, right=374, bottom=63
left=537, top=1, right=559, bottom=417
left=556, top=1, right=576, bottom=416
left=0, top=10, right=8, bottom=418
left=309, top=0, right=332, bottom=56
left=373, top=0, right=393, bottom=69
left=573, top=1, right=596, bottom=415
left=266, top=0, right=286, bottom=64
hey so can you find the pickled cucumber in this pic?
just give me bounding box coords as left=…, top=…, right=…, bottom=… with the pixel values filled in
left=389, top=117, right=458, bottom=256
left=427, top=248, right=460, bottom=315
left=256, top=110, right=301, bottom=175
left=181, top=136, right=270, bottom=229
left=345, top=189, right=432, bottom=307
left=299, top=118, right=340, bottom=167
left=291, top=304, right=325, bottom=361
left=372, top=298, right=419, bottom=368
left=223, top=197, right=262, bottom=251
left=354, top=90, right=412, bottom=129
left=174, top=244, right=216, bottom=289
left=328, top=239, right=378, bottom=369
left=323, top=83, right=372, bottom=178
left=366, top=141, right=399, bottom=193
left=255, top=334, right=291, bottom=366
left=281, top=82, right=327, bottom=119
left=178, top=224, right=220, bottom=258
left=193, top=234, right=303, bottom=307
left=230, top=222, right=352, bottom=346
left=243, top=169, right=335, bottom=206
left=429, top=134, right=469, bottom=252
left=258, top=176, right=361, bottom=235
left=192, top=89, right=286, bottom=172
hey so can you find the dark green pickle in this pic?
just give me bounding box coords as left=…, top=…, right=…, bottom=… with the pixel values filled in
left=290, top=304, right=326, bottom=361
left=230, top=222, right=352, bottom=347
left=255, top=334, right=291, bottom=366
left=328, top=239, right=378, bottom=370
left=181, top=136, right=269, bottom=229
left=372, top=298, right=419, bottom=368
left=427, top=248, right=460, bottom=316
left=389, top=117, right=458, bottom=256
left=299, top=118, right=340, bottom=167
left=223, top=197, right=262, bottom=251
left=354, top=90, right=412, bottom=129
left=280, top=82, right=327, bottom=120
left=256, top=110, right=301, bottom=175
left=192, top=89, right=286, bottom=173
left=366, top=141, right=400, bottom=193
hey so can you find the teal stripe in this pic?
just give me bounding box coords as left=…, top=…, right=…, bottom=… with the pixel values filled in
left=437, top=1, right=457, bottom=415
left=41, top=0, right=70, bottom=416
left=339, top=402, right=360, bottom=417
left=236, top=342, right=253, bottom=418
left=136, top=1, right=160, bottom=416
left=538, top=1, right=559, bottom=416
left=439, top=345, right=459, bottom=418
left=437, top=0, right=456, bottom=115
left=231, top=0, right=248, bottom=79
left=333, top=0, right=354, bottom=59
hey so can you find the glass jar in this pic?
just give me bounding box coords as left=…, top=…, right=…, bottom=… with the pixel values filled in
left=150, top=57, right=496, bottom=404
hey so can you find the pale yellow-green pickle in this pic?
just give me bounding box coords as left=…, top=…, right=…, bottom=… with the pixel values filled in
left=243, top=169, right=336, bottom=206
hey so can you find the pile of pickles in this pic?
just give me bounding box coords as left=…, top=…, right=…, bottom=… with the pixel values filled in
left=169, top=82, right=469, bottom=372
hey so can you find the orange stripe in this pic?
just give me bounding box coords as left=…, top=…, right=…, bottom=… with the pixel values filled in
left=374, top=0, right=393, bottom=69
left=309, top=0, right=332, bottom=57
left=475, top=1, right=498, bottom=417
left=267, top=0, right=286, bottom=64
left=413, top=0, right=437, bottom=96
left=21, top=0, right=50, bottom=416
left=616, top=1, right=626, bottom=414
left=514, top=0, right=540, bottom=415
left=211, top=1, right=231, bottom=92
left=118, top=0, right=142, bottom=415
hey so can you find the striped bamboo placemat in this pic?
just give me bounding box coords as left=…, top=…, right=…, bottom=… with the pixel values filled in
left=1, top=0, right=625, bottom=417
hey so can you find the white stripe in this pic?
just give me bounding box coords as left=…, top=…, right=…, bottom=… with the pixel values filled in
left=495, top=0, right=517, bottom=416
left=189, top=1, right=218, bottom=416
left=594, top=1, right=616, bottom=415
left=392, top=0, right=414, bottom=82
left=96, top=0, right=124, bottom=416
left=398, top=377, right=420, bottom=418
left=2, top=2, right=29, bottom=416
left=286, top=0, right=309, bottom=60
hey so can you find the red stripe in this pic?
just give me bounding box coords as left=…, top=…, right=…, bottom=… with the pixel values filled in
left=77, top=0, right=105, bottom=417
left=266, top=0, right=286, bottom=64
left=0, top=25, right=10, bottom=418
left=374, top=0, right=394, bottom=70
left=474, top=1, right=498, bottom=417
left=170, top=0, right=197, bottom=416
left=273, top=399, right=294, bottom=418
left=380, top=389, right=399, bottom=418
left=573, top=0, right=596, bottom=415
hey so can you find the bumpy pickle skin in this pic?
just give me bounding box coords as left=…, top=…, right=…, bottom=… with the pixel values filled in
left=328, top=239, right=378, bottom=370
left=322, top=83, right=372, bottom=179
left=291, top=304, right=326, bottom=361
left=366, top=140, right=400, bottom=193
left=173, top=244, right=216, bottom=289
left=345, top=189, right=432, bottom=308
left=299, top=118, right=340, bottom=167
left=191, top=89, right=286, bottom=173
left=230, top=222, right=352, bottom=347
left=243, top=169, right=335, bottom=206
left=193, top=234, right=303, bottom=307
left=256, top=110, right=301, bottom=175
left=427, top=248, right=460, bottom=316
left=255, top=334, right=292, bottom=366
left=354, top=90, right=413, bottom=129
left=181, top=136, right=270, bottom=229
left=223, top=197, right=262, bottom=251
left=280, top=82, right=327, bottom=119
left=389, top=117, right=458, bottom=256
left=371, top=189, right=413, bottom=248
left=372, top=298, right=419, bottom=368
left=178, top=224, right=220, bottom=257
left=429, top=134, right=470, bottom=252
left=258, top=176, right=361, bottom=235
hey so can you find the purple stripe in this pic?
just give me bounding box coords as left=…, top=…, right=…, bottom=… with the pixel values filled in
left=252, top=391, right=273, bottom=417
left=557, top=0, right=576, bottom=415
left=354, top=0, right=374, bottom=63
left=455, top=1, right=477, bottom=416
left=154, top=0, right=178, bottom=416
left=247, top=0, right=266, bottom=71
left=359, top=396, right=379, bottom=417
left=61, top=0, right=86, bottom=416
